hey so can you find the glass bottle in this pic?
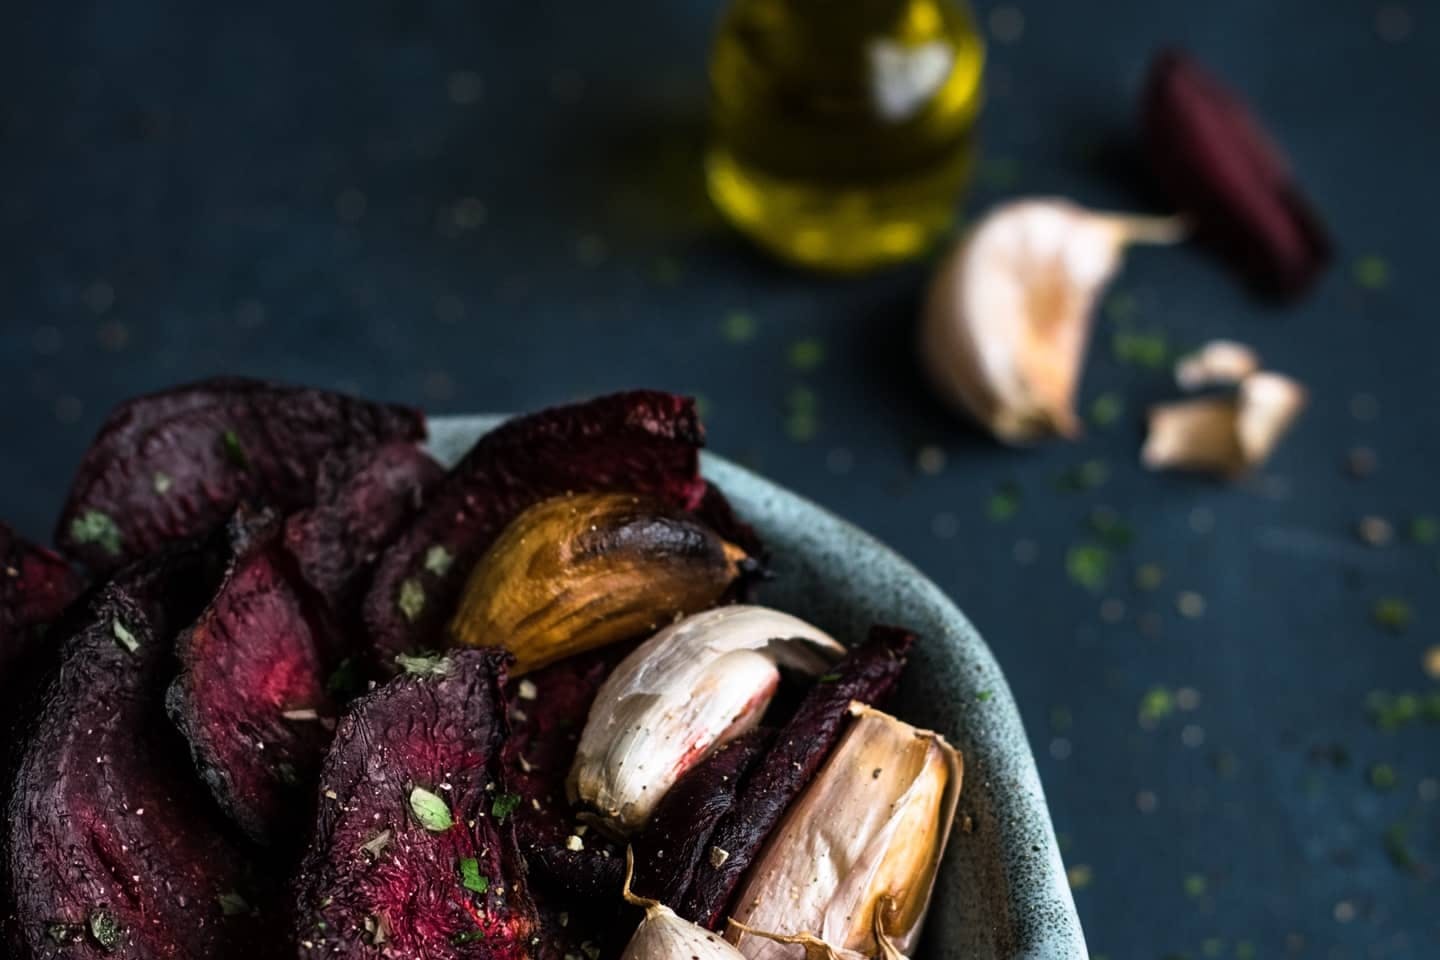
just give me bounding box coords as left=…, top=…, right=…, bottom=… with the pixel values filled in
left=706, top=0, right=985, bottom=272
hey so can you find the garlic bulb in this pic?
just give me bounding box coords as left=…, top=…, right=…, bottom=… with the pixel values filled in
left=568, top=606, right=845, bottom=835
left=1143, top=371, right=1307, bottom=476
left=726, top=704, right=962, bottom=960
left=922, top=199, right=1185, bottom=444
left=622, top=851, right=750, bottom=960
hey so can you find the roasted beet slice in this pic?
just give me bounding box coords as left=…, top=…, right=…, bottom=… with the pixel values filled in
left=630, top=728, right=771, bottom=906
left=503, top=647, right=630, bottom=900
left=0, top=523, right=81, bottom=723
left=284, top=443, right=443, bottom=617
left=363, top=391, right=707, bottom=664
left=167, top=511, right=339, bottom=845
left=55, top=377, right=425, bottom=572
left=4, top=545, right=282, bottom=960
left=680, top=626, right=914, bottom=928
left=292, top=649, right=541, bottom=958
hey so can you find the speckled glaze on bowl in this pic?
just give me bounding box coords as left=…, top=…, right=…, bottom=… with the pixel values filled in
left=429, top=416, right=1088, bottom=960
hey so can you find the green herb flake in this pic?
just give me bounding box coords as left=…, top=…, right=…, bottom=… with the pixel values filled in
left=1383, top=822, right=1416, bottom=871
left=1134, top=563, right=1166, bottom=591
left=423, top=545, right=454, bottom=576
left=408, top=786, right=454, bottom=832
left=395, top=652, right=451, bottom=677
left=818, top=672, right=841, bottom=683
left=1104, top=291, right=1138, bottom=323
left=1201, top=938, right=1225, bottom=958
left=1352, top=255, right=1391, bottom=290
left=216, top=892, right=251, bottom=916
left=1409, top=515, right=1440, bottom=545
left=1234, top=941, right=1256, bottom=960
left=397, top=578, right=426, bottom=622
left=987, top=483, right=1021, bottom=522
left=1182, top=873, right=1208, bottom=898
left=1089, top=392, right=1124, bottom=427
left=1368, top=762, right=1398, bottom=791
left=784, top=386, right=819, bottom=442
left=1111, top=329, right=1169, bottom=369
left=220, top=429, right=249, bottom=469
left=1065, top=543, right=1111, bottom=591
left=976, top=690, right=993, bottom=702
left=152, top=471, right=173, bottom=495
left=1066, top=864, right=1093, bottom=890
left=721, top=311, right=757, bottom=343
left=451, top=930, right=487, bottom=945
left=1139, top=686, right=1175, bottom=726
left=69, top=509, right=123, bottom=557
left=1056, top=459, right=1110, bottom=493
left=491, top=793, right=521, bottom=821
left=1088, top=508, right=1133, bottom=548
left=111, top=619, right=140, bottom=654
left=787, top=337, right=825, bottom=371
left=459, top=857, right=490, bottom=894
left=87, top=909, right=122, bottom=952
left=1372, top=597, right=1413, bottom=633
left=47, top=922, right=81, bottom=945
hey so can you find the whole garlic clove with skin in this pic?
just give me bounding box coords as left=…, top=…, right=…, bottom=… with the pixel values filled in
left=1142, top=371, right=1307, bottom=476
left=622, top=850, right=751, bottom=960
left=922, top=199, right=1186, bottom=444
left=568, top=605, right=845, bottom=836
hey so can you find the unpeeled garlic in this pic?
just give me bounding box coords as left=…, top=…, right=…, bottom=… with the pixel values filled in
left=1142, top=371, right=1307, bottom=476
left=621, top=850, right=750, bottom=960
left=568, top=605, right=844, bottom=836
left=725, top=704, right=962, bottom=960
left=922, top=199, right=1186, bottom=443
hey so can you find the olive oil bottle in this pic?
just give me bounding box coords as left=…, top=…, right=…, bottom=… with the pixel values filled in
left=707, top=0, right=985, bottom=272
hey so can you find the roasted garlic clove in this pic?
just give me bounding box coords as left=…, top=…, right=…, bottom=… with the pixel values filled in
left=922, top=199, right=1186, bottom=444
left=568, top=605, right=845, bottom=836
left=1143, top=371, right=1307, bottom=476
left=449, top=491, right=750, bottom=675
left=1174, top=339, right=1260, bottom=391
left=622, top=850, right=750, bottom=960
left=726, top=704, right=962, bottom=960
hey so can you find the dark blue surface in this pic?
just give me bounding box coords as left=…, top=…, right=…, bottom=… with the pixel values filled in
left=2, top=1, right=1437, bottom=956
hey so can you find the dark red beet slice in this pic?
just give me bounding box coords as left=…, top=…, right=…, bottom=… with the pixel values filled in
left=292, top=649, right=540, bottom=958
left=167, top=511, right=339, bottom=845
left=363, top=391, right=707, bottom=665
left=284, top=443, right=444, bottom=617
left=630, top=728, right=771, bottom=906
left=503, top=646, right=631, bottom=900
left=0, top=523, right=82, bottom=726
left=680, top=626, right=914, bottom=928
left=55, top=377, right=425, bottom=573
left=4, top=545, right=283, bottom=960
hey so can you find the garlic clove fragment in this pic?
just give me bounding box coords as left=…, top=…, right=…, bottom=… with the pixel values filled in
left=923, top=199, right=1186, bottom=444
left=1174, top=339, right=1260, bottom=391
left=568, top=605, right=845, bottom=836
left=1143, top=371, right=1307, bottom=476
left=726, top=704, right=962, bottom=960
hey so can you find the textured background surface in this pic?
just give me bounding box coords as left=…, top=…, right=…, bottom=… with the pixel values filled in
left=2, top=1, right=1437, bottom=957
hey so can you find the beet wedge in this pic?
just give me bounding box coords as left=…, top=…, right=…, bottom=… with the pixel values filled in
left=680, top=626, right=914, bottom=928
left=167, top=510, right=339, bottom=846
left=284, top=443, right=444, bottom=618
left=55, top=377, right=424, bottom=572
left=292, top=649, right=540, bottom=958
left=1, top=522, right=82, bottom=729
left=363, top=391, right=708, bottom=666
left=4, top=544, right=282, bottom=960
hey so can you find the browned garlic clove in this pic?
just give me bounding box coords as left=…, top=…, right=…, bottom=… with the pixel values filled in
left=1142, top=371, right=1307, bottom=476
left=1174, top=339, right=1261, bottom=391
left=923, top=199, right=1186, bottom=444
left=622, top=850, right=750, bottom=960
left=725, top=704, right=962, bottom=960
left=568, top=606, right=845, bottom=836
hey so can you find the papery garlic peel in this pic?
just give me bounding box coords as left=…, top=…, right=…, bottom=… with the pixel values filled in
left=568, top=605, right=845, bottom=835
left=922, top=199, right=1185, bottom=444
left=726, top=703, right=962, bottom=960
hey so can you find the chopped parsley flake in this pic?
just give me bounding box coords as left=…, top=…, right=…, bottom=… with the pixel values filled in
left=69, top=510, right=122, bottom=557
left=1384, top=822, right=1416, bottom=871
left=451, top=930, right=486, bottom=945
left=491, top=793, right=521, bottom=821
left=112, top=619, right=139, bottom=654
left=1182, top=873, right=1207, bottom=898
left=1056, top=460, right=1109, bottom=492
left=459, top=857, right=489, bottom=894
left=1065, top=543, right=1111, bottom=591
left=1111, top=329, right=1169, bottom=369
left=395, top=652, right=450, bottom=677
left=216, top=892, right=251, bottom=916
left=1066, top=864, right=1093, bottom=890
left=1352, top=255, right=1390, bottom=290
left=88, top=909, right=122, bottom=952
left=220, top=429, right=249, bottom=469
left=1366, top=689, right=1440, bottom=731
left=818, top=672, right=841, bottom=683
left=1368, top=763, right=1397, bottom=791
left=1409, top=515, right=1439, bottom=545
left=409, top=787, right=454, bottom=832
left=423, top=545, right=454, bottom=576
left=987, top=483, right=1021, bottom=521
left=785, top=386, right=819, bottom=442
left=721, top=311, right=756, bottom=343
left=1372, top=597, right=1413, bottom=633
left=1089, top=392, right=1124, bottom=427
left=1088, top=507, right=1133, bottom=547
left=152, top=471, right=173, bottom=495
left=788, top=337, right=825, bottom=371
left=976, top=690, right=993, bottom=702
left=397, top=579, right=426, bottom=622
left=1138, top=686, right=1175, bottom=726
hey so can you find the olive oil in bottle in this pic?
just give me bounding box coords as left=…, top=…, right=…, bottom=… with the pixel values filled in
left=707, top=0, right=985, bottom=272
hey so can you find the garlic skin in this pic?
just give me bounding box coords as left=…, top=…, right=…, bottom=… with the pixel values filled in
left=1143, top=371, right=1307, bottom=476
left=922, top=199, right=1185, bottom=444
left=624, top=902, right=750, bottom=960
left=726, top=704, right=962, bottom=960
left=1174, top=339, right=1260, bottom=391
left=568, top=606, right=845, bottom=835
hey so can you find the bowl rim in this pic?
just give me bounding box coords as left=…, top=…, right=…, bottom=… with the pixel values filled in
left=428, top=414, right=1089, bottom=960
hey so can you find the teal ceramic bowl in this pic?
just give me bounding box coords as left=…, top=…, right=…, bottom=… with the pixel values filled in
left=430, top=417, right=1089, bottom=960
